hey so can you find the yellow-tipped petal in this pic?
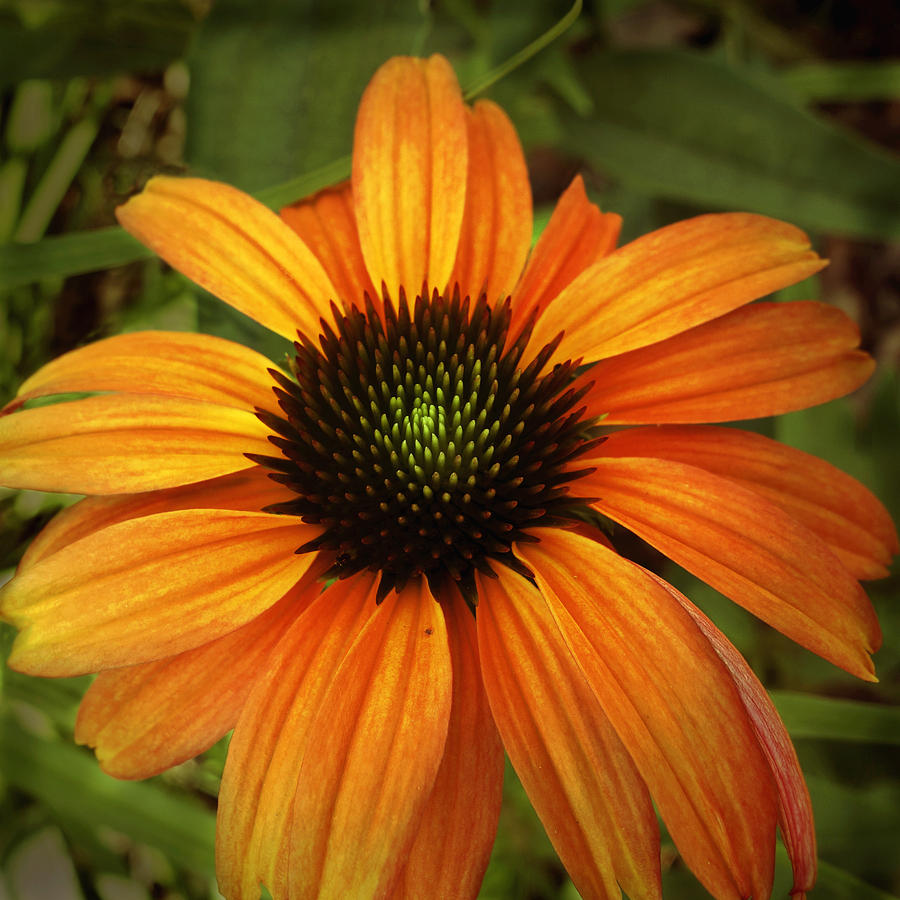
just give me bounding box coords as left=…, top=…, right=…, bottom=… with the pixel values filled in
left=74, top=558, right=326, bottom=779
left=216, top=573, right=377, bottom=900
left=117, top=176, right=339, bottom=340
left=477, top=569, right=662, bottom=900
left=530, top=212, right=825, bottom=364
left=581, top=456, right=881, bottom=679
left=601, top=426, right=897, bottom=579
left=449, top=99, right=532, bottom=304
left=511, top=175, right=620, bottom=338
left=0, top=393, right=271, bottom=494
left=577, top=301, right=874, bottom=423
left=288, top=579, right=452, bottom=899
left=19, top=467, right=292, bottom=570
left=520, top=530, right=779, bottom=900
left=391, top=590, right=505, bottom=900
left=353, top=55, right=468, bottom=298
left=2, top=509, right=319, bottom=676
left=280, top=180, right=377, bottom=313
left=4, top=330, right=279, bottom=416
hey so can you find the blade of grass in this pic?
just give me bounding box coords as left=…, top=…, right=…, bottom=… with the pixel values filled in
left=0, top=713, right=217, bottom=875
left=771, top=691, right=900, bottom=745
left=783, top=61, right=900, bottom=102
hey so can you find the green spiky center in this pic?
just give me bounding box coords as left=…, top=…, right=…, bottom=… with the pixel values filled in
left=252, top=288, right=600, bottom=603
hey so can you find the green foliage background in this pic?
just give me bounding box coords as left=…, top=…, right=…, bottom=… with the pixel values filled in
left=1, top=1, right=899, bottom=898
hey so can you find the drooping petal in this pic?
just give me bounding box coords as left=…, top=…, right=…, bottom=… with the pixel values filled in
left=216, top=572, right=378, bottom=900
left=476, top=570, right=662, bottom=900
left=0, top=393, right=271, bottom=494
left=510, top=175, right=620, bottom=338
left=449, top=99, right=532, bottom=304
left=1, top=509, right=319, bottom=676
left=601, top=426, right=898, bottom=579
left=288, top=579, right=452, bottom=900
left=116, top=177, right=338, bottom=341
left=528, top=213, right=826, bottom=365
left=19, top=467, right=293, bottom=569
left=581, top=456, right=881, bottom=678
left=577, top=301, right=874, bottom=423
left=352, top=55, right=468, bottom=299
left=648, top=571, right=817, bottom=899
left=280, top=181, right=378, bottom=313
left=391, top=589, right=505, bottom=900
left=74, top=557, right=327, bottom=780
left=519, top=529, right=779, bottom=900
left=2, top=330, right=280, bottom=417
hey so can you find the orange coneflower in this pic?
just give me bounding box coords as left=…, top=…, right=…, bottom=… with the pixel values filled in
left=0, top=54, right=895, bottom=900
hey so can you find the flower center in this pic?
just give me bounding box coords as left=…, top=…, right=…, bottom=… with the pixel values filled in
left=253, top=289, right=600, bottom=603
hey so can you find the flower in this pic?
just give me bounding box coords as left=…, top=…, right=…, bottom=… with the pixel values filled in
left=0, top=53, right=895, bottom=900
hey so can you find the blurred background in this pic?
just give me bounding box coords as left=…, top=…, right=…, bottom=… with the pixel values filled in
left=0, top=0, right=898, bottom=898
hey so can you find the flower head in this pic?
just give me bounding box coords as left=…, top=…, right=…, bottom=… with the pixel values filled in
left=0, top=54, right=895, bottom=900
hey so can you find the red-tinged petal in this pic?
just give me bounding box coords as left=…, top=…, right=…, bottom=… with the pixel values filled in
left=288, top=579, right=452, bottom=900
left=116, top=177, right=338, bottom=341
left=529, top=213, right=825, bottom=365
left=449, top=99, right=532, bottom=304
left=476, top=569, right=661, bottom=900
left=511, top=175, right=620, bottom=338
left=74, top=557, right=328, bottom=780
left=602, top=426, right=898, bottom=579
left=1, top=509, right=319, bottom=676
left=577, top=301, right=874, bottom=424
left=519, top=529, right=779, bottom=900
left=19, top=467, right=293, bottom=569
left=391, top=589, right=505, bottom=900
left=216, top=573, right=378, bottom=900
left=0, top=393, right=272, bottom=494
left=581, top=456, right=882, bottom=679
left=647, top=571, right=817, bottom=898
left=353, top=55, right=468, bottom=299
left=280, top=181, right=378, bottom=314
left=3, top=330, right=279, bottom=417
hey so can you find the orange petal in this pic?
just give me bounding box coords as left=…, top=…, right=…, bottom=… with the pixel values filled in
left=476, top=568, right=662, bottom=900
left=3, top=330, right=280, bottom=417
left=511, top=175, right=620, bottom=338
left=529, top=213, right=826, bottom=364
left=391, top=590, right=505, bottom=900
left=0, top=393, right=271, bottom=494
left=1, top=508, right=319, bottom=676
left=449, top=99, right=532, bottom=304
left=216, top=572, right=378, bottom=900
left=601, top=426, right=898, bottom=579
left=288, top=578, right=452, bottom=900
left=519, top=529, right=779, bottom=900
left=19, top=467, right=293, bottom=570
left=648, top=571, right=817, bottom=898
left=280, top=180, right=378, bottom=314
left=581, top=456, right=881, bottom=679
left=116, top=177, right=338, bottom=341
left=74, top=557, right=327, bottom=780
left=577, top=301, right=874, bottom=423
left=352, top=55, right=468, bottom=299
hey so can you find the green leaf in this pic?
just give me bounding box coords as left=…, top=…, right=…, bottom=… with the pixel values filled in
left=0, top=228, right=152, bottom=291
left=0, top=714, right=216, bottom=876
left=185, top=0, right=427, bottom=191
left=0, top=1, right=197, bottom=86
left=771, top=691, right=900, bottom=745
left=559, top=49, right=900, bottom=240
left=782, top=61, right=900, bottom=102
